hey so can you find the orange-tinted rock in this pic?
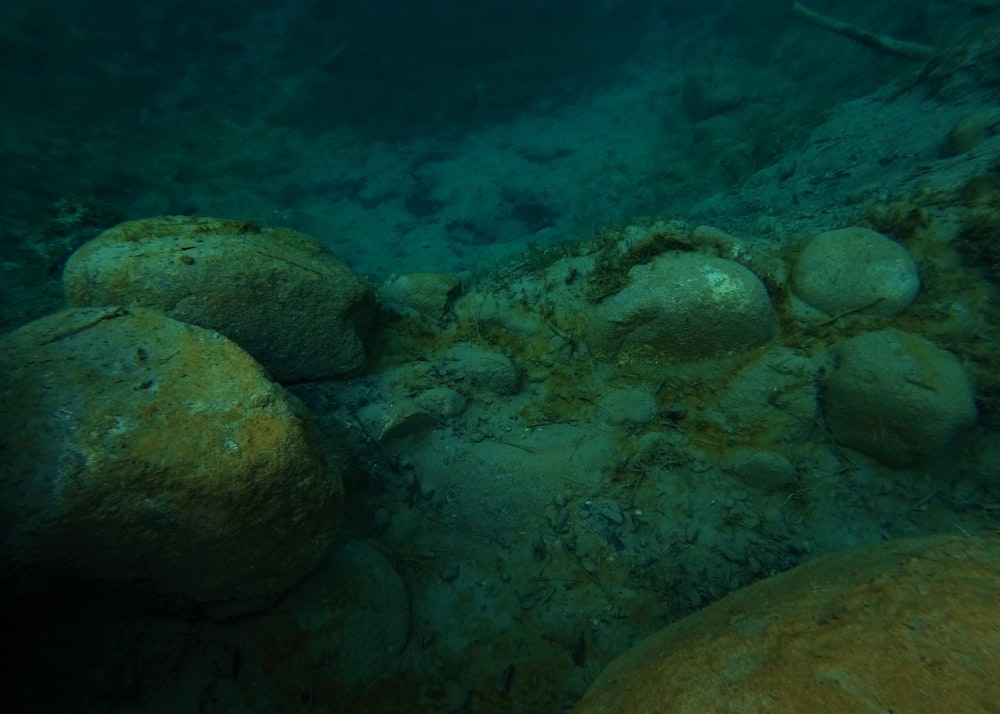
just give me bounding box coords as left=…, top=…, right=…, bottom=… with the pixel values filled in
left=573, top=533, right=1000, bottom=714
left=63, top=216, right=373, bottom=381
left=0, top=306, right=343, bottom=610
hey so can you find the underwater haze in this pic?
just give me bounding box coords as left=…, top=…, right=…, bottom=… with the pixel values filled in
left=4, top=0, right=1000, bottom=712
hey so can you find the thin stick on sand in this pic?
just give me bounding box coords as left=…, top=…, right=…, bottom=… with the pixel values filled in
left=791, top=1, right=937, bottom=59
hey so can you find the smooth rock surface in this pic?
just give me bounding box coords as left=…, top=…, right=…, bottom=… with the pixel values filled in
left=823, top=329, right=977, bottom=466
left=793, top=226, right=919, bottom=317
left=573, top=533, right=1000, bottom=714
left=587, top=252, right=775, bottom=363
left=63, top=215, right=374, bottom=382
left=0, top=306, right=343, bottom=608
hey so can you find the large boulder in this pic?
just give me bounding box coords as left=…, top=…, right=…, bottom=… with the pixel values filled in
left=0, top=306, right=343, bottom=610
left=63, top=216, right=374, bottom=382
left=587, top=252, right=775, bottom=363
left=823, top=329, right=977, bottom=466
left=793, top=227, right=919, bottom=317
left=573, top=533, right=1000, bottom=714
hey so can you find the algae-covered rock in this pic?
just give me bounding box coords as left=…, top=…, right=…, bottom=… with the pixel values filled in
left=439, top=343, right=520, bottom=395
left=378, top=272, right=460, bottom=319
left=793, top=226, right=919, bottom=317
left=587, top=252, right=775, bottom=363
left=573, top=533, right=1000, bottom=714
left=0, top=306, right=343, bottom=609
left=823, top=328, right=976, bottom=466
left=63, top=216, right=374, bottom=382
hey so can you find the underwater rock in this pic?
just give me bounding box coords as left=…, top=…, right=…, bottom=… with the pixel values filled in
left=572, top=533, right=1000, bottom=713
left=823, top=329, right=976, bottom=466
left=375, top=400, right=439, bottom=445
left=681, top=67, right=746, bottom=121
left=720, top=448, right=796, bottom=492
left=378, top=272, right=461, bottom=319
left=941, top=111, right=994, bottom=157
left=416, top=386, right=468, bottom=419
left=439, top=342, right=520, bottom=395
left=277, top=540, right=410, bottom=694
left=597, top=387, right=657, bottom=426
left=63, top=215, right=374, bottom=382
left=792, top=226, right=919, bottom=317
left=587, top=252, right=775, bottom=363
left=0, top=306, right=343, bottom=610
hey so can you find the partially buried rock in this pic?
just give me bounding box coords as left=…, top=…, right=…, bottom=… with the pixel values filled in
left=587, top=252, right=775, bottom=363
left=378, top=272, right=460, bottom=320
left=573, top=533, right=1000, bottom=714
left=823, top=329, right=976, bottom=466
left=439, top=343, right=520, bottom=395
left=0, top=306, right=343, bottom=611
left=63, top=215, right=374, bottom=382
left=793, top=226, right=919, bottom=317
left=276, top=541, right=410, bottom=695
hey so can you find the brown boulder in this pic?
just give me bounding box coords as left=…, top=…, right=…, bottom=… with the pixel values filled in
left=573, top=533, right=1000, bottom=713
left=0, top=306, right=343, bottom=610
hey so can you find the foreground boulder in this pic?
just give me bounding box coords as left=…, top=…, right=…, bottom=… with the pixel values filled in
left=0, top=306, right=343, bottom=610
left=573, top=533, right=1000, bottom=714
left=63, top=216, right=373, bottom=382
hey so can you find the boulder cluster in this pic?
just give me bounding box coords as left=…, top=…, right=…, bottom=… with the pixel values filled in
left=0, top=216, right=374, bottom=611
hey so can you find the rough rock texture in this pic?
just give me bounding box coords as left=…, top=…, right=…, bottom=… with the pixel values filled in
left=62, top=215, right=374, bottom=382
left=439, top=342, right=520, bottom=395
left=378, top=272, right=460, bottom=319
left=823, top=329, right=977, bottom=466
left=793, top=226, right=919, bottom=317
left=587, top=252, right=775, bottom=363
left=0, top=306, right=343, bottom=609
left=573, top=533, right=1000, bottom=714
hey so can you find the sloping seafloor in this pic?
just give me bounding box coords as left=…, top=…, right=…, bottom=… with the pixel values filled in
left=8, top=27, right=1000, bottom=714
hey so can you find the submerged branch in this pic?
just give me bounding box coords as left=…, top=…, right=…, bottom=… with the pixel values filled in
left=791, top=1, right=938, bottom=60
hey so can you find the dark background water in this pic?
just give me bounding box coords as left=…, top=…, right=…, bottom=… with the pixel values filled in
left=1, top=0, right=958, bottom=219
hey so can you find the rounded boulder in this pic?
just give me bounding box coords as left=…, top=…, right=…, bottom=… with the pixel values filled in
left=793, top=226, right=919, bottom=317
left=823, top=329, right=976, bottom=466
left=573, top=533, right=1000, bottom=714
left=0, top=306, right=343, bottom=609
left=63, top=216, right=374, bottom=382
left=587, top=252, right=775, bottom=363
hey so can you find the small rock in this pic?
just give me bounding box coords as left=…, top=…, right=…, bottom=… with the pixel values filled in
left=682, top=67, right=746, bottom=121
left=439, top=343, right=520, bottom=395
left=587, top=252, right=775, bottom=363
left=377, top=400, right=439, bottom=445
left=598, top=387, right=658, bottom=426
left=416, top=387, right=468, bottom=419
left=378, top=272, right=460, bottom=319
left=721, top=448, right=797, bottom=491
left=793, top=227, right=919, bottom=317
left=823, top=329, right=977, bottom=466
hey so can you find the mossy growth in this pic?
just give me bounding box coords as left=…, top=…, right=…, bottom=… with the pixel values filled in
left=951, top=166, right=1000, bottom=285
left=859, top=200, right=933, bottom=242
left=584, top=220, right=696, bottom=303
